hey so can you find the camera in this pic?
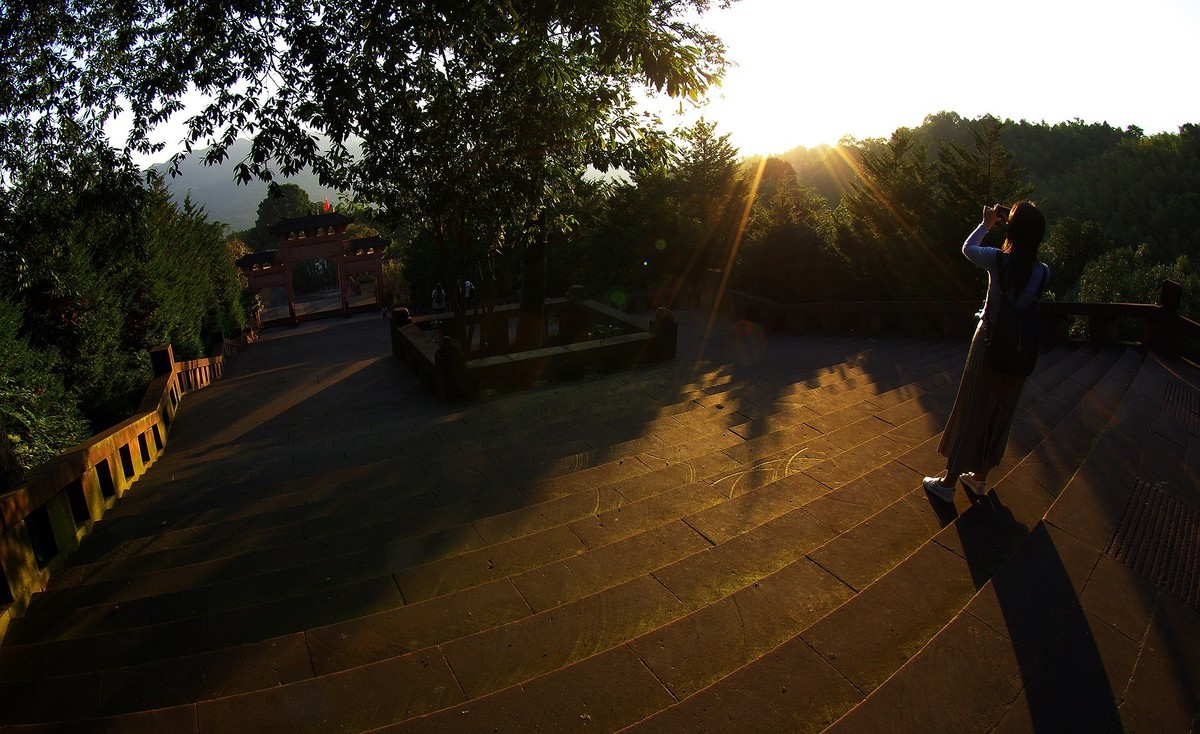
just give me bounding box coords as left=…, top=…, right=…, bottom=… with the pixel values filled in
left=994, top=204, right=1011, bottom=222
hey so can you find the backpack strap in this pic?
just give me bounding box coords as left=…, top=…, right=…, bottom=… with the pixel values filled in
left=1033, top=263, right=1049, bottom=297
left=997, top=253, right=1049, bottom=301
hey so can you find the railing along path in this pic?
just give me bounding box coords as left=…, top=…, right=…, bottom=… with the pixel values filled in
left=0, top=336, right=251, bottom=638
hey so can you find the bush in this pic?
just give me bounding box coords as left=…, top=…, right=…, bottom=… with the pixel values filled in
left=0, top=298, right=90, bottom=490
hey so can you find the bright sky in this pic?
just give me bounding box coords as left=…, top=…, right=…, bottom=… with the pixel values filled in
left=116, top=0, right=1200, bottom=167
left=679, top=0, right=1200, bottom=155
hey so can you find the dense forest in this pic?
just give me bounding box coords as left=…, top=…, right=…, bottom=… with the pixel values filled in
left=481, top=112, right=1199, bottom=317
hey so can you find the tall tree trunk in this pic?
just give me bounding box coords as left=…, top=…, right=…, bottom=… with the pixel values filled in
left=0, top=416, right=24, bottom=494
left=515, top=217, right=547, bottom=350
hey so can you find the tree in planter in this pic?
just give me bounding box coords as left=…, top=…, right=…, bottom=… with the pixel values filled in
left=2, top=0, right=730, bottom=352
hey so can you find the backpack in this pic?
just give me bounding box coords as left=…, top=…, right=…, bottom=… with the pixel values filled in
left=986, top=256, right=1048, bottom=377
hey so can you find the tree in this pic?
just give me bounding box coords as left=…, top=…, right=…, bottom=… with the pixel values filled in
left=1048, top=125, right=1200, bottom=259
left=1076, top=244, right=1200, bottom=338
left=0, top=143, right=247, bottom=429
left=242, top=184, right=317, bottom=251
left=930, top=117, right=1033, bottom=291
left=732, top=159, right=840, bottom=303
left=0, top=298, right=91, bottom=491
left=934, top=117, right=1031, bottom=234
left=1041, top=217, right=1111, bottom=298
left=836, top=129, right=939, bottom=299
left=2, top=0, right=731, bottom=350
left=0, top=148, right=153, bottom=425
left=644, top=119, right=744, bottom=287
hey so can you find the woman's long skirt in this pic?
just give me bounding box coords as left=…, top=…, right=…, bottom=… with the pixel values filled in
left=937, top=321, right=1028, bottom=472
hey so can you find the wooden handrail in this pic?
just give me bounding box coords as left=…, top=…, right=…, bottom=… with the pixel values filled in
left=0, top=336, right=246, bottom=640
left=721, top=280, right=1195, bottom=358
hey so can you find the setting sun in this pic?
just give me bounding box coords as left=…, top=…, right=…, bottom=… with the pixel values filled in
left=673, top=0, right=1200, bottom=156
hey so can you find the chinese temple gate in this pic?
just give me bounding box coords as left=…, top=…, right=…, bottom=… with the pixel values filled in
left=236, top=212, right=387, bottom=327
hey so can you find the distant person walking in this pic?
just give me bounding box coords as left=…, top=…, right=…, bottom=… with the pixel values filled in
left=432, top=283, right=447, bottom=313
left=924, top=201, right=1050, bottom=502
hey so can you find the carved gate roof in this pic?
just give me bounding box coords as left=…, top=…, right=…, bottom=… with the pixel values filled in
left=235, top=250, right=283, bottom=269
left=268, top=212, right=354, bottom=234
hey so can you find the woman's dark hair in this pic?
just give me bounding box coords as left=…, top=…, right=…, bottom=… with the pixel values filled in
left=1001, top=201, right=1045, bottom=295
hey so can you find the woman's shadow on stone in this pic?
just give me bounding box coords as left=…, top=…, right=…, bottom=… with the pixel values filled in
left=929, top=489, right=1123, bottom=732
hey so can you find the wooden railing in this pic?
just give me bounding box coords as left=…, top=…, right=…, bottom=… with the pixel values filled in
left=0, top=335, right=251, bottom=640
left=720, top=280, right=1198, bottom=359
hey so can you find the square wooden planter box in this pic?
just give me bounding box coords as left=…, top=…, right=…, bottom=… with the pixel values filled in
left=391, top=298, right=677, bottom=399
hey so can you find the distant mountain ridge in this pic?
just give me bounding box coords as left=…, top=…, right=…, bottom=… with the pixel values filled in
left=150, top=139, right=340, bottom=231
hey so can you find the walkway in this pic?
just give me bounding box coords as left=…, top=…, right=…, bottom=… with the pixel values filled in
left=0, top=310, right=1197, bottom=732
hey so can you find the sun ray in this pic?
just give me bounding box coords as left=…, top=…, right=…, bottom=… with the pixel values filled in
left=699, top=154, right=767, bottom=360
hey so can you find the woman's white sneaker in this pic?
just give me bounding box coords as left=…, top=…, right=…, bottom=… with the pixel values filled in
left=923, top=476, right=956, bottom=503
left=960, top=472, right=989, bottom=497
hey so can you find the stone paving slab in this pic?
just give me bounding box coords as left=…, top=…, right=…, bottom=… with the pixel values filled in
left=442, top=574, right=682, bottom=699
left=511, top=521, right=709, bottom=612
left=683, top=469, right=830, bottom=544
left=306, top=579, right=530, bottom=676
left=651, top=507, right=840, bottom=609
left=1, top=705, right=200, bottom=734
left=800, top=459, right=927, bottom=534
left=989, top=608, right=1135, bottom=734
left=824, top=610, right=1025, bottom=734
left=371, top=644, right=673, bottom=733
left=624, top=627, right=863, bottom=734
left=1116, top=592, right=1200, bottom=733
left=95, top=633, right=314, bottom=716
left=803, top=540, right=980, bottom=695
left=391, top=524, right=585, bottom=604
left=194, top=646, right=463, bottom=734
left=805, top=488, right=943, bottom=593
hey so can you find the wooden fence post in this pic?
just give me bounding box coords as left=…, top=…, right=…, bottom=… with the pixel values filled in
left=1153, top=279, right=1183, bottom=355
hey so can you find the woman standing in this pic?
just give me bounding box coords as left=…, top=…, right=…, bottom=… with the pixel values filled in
left=924, top=201, right=1050, bottom=502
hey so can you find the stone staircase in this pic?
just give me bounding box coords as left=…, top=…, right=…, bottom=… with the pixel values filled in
left=0, top=311, right=1195, bottom=733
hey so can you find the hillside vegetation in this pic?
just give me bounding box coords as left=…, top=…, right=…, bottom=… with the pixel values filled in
left=512, top=112, right=1199, bottom=315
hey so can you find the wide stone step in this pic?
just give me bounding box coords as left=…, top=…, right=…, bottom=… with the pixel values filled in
left=29, top=338, right=958, bottom=603
left=0, top=316, right=1165, bottom=732
left=0, top=335, right=950, bottom=638
left=1, top=343, right=965, bottom=663
left=59, top=334, right=898, bottom=567
left=824, top=351, right=1197, bottom=733
left=9, top=346, right=1107, bottom=728
left=0, top=342, right=978, bottom=719
left=620, top=345, right=1144, bottom=732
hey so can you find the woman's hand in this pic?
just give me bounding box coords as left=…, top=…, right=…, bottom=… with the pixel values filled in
left=983, top=204, right=1000, bottom=228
